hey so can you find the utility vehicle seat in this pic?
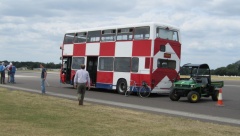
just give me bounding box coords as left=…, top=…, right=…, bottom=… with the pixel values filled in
left=201, top=77, right=208, bottom=87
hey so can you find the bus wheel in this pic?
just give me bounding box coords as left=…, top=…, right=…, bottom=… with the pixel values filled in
left=117, top=79, right=127, bottom=95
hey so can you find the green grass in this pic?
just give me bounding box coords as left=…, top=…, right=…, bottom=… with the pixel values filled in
left=180, top=75, right=240, bottom=81
left=0, top=88, right=239, bottom=136
left=211, top=75, right=240, bottom=81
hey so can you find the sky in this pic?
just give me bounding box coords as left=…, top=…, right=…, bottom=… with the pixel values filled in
left=0, top=0, right=239, bottom=69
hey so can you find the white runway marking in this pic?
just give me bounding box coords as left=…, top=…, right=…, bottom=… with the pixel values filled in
left=14, top=75, right=37, bottom=78
left=224, top=85, right=240, bottom=88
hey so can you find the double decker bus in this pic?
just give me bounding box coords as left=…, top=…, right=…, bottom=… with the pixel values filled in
left=60, top=22, right=181, bottom=94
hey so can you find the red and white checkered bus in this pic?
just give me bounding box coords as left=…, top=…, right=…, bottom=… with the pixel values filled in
left=60, top=22, right=181, bottom=94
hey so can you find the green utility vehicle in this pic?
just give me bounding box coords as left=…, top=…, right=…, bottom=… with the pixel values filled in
left=169, top=63, right=224, bottom=103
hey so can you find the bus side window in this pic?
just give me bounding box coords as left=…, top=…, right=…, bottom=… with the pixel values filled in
left=114, top=57, right=131, bottom=72
left=99, top=57, right=114, bottom=71
left=87, top=30, right=101, bottom=42
left=117, top=28, right=133, bottom=41
left=72, top=57, right=85, bottom=69
left=74, top=32, right=87, bottom=43
left=131, top=57, right=139, bottom=72
left=134, top=26, right=150, bottom=40
left=101, top=29, right=116, bottom=42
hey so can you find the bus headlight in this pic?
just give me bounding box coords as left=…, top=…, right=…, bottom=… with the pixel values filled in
left=191, top=85, right=195, bottom=88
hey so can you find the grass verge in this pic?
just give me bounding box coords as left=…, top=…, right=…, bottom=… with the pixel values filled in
left=0, top=88, right=239, bottom=136
left=180, top=75, right=240, bottom=81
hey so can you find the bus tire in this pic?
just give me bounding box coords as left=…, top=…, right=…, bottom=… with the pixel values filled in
left=116, top=79, right=127, bottom=95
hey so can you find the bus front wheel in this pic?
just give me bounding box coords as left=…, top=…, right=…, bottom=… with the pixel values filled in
left=117, top=79, right=127, bottom=95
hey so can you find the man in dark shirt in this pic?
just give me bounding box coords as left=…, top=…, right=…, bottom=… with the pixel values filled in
left=40, top=64, right=47, bottom=94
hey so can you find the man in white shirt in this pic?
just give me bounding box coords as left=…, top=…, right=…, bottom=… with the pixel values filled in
left=74, top=64, right=90, bottom=105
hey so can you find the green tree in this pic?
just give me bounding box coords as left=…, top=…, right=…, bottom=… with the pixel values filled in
left=214, top=67, right=227, bottom=76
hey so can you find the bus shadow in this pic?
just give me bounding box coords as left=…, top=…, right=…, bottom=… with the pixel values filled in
left=89, top=88, right=118, bottom=94
left=150, top=93, right=169, bottom=98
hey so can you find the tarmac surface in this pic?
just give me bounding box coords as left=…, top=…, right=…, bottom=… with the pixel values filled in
left=1, top=71, right=240, bottom=126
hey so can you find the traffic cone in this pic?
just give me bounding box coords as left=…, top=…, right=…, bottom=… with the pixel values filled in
left=217, top=88, right=224, bottom=106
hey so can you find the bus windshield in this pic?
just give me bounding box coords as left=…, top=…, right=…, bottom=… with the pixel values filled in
left=156, top=28, right=178, bottom=41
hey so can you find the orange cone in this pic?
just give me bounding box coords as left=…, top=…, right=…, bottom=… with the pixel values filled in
left=217, top=88, right=224, bottom=106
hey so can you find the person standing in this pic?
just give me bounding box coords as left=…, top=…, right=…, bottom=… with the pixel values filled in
left=0, top=62, right=6, bottom=84
left=10, top=64, right=16, bottom=83
left=74, top=64, right=90, bottom=105
left=40, top=64, right=47, bottom=94
left=6, top=62, right=12, bottom=83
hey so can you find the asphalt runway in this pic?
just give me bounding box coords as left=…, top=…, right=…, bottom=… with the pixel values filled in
left=1, top=71, right=240, bottom=126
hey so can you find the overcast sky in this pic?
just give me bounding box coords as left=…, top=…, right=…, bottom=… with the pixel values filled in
left=0, top=0, right=239, bottom=69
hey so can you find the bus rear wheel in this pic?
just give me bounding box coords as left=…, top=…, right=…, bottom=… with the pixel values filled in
left=117, top=79, right=127, bottom=95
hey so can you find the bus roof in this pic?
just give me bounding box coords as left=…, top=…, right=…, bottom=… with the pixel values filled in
left=66, top=22, right=180, bottom=33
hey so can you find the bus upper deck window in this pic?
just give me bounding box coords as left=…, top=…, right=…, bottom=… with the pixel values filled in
left=74, top=32, right=87, bottom=43
left=101, top=29, right=116, bottom=42
left=63, top=33, right=75, bottom=44
left=134, top=26, right=150, bottom=40
left=117, top=28, right=133, bottom=41
left=87, top=30, right=101, bottom=42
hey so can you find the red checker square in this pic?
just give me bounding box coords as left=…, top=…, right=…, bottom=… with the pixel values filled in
left=100, top=42, right=115, bottom=56
left=73, top=44, right=86, bottom=56
left=132, top=40, right=151, bottom=56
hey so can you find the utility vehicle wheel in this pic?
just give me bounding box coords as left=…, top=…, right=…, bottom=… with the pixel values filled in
left=187, top=91, right=200, bottom=103
left=212, top=90, right=219, bottom=101
left=169, top=89, right=180, bottom=101
left=116, top=79, right=127, bottom=95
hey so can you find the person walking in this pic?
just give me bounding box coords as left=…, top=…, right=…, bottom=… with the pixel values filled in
left=0, top=62, right=6, bottom=84
left=40, top=64, right=47, bottom=94
left=74, top=64, right=90, bottom=105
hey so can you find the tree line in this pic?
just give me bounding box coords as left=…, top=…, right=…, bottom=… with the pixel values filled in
left=1, top=60, right=240, bottom=76
left=0, top=61, right=61, bottom=69
left=179, top=60, right=240, bottom=76
left=212, top=60, right=240, bottom=76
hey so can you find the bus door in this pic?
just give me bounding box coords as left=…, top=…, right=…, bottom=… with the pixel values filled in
left=62, top=57, right=72, bottom=84
left=86, top=56, right=98, bottom=86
